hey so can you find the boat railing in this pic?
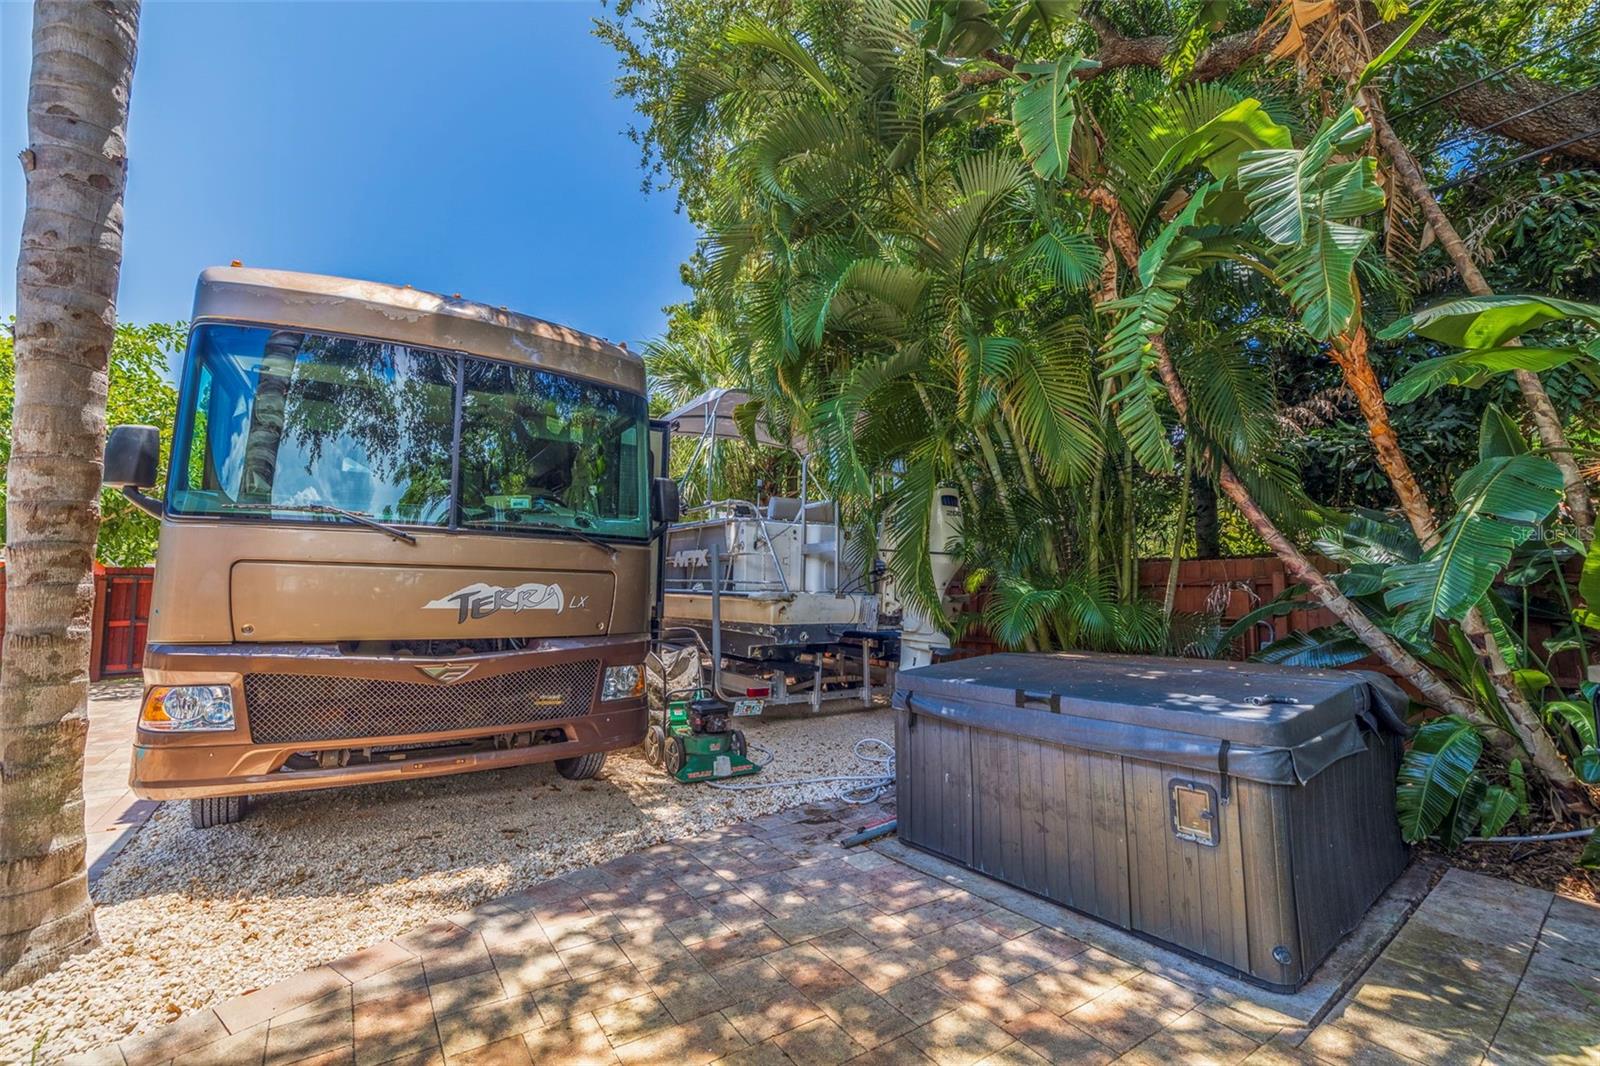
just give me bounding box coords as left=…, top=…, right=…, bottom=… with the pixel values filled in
left=664, top=499, right=793, bottom=597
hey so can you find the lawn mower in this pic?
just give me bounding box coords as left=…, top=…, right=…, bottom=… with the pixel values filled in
left=643, top=691, right=764, bottom=783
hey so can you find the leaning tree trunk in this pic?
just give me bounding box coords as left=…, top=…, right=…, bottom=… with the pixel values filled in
left=1329, top=326, right=1576, bottom=786
left=1364, top=103, right=1593, bottom=538
left=3, top=0, right=141, bottom=989
left=1094, top=188, right=1579, bottom=786
left=1147, top=333, right=1534, bottom=750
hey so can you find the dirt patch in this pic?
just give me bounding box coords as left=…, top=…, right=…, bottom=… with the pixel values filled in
left=1427, top=837, right=1598, bottom=905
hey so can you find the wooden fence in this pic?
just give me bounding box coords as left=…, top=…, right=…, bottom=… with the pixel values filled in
left=1136, top=555, right=1340, bottom=658
left=0, top=563, right=155, bottom=681
left=951, top=554, right=1587, bottom=690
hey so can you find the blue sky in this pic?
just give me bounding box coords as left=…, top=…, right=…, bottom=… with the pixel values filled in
left=0, top=1, right=696, bottom=350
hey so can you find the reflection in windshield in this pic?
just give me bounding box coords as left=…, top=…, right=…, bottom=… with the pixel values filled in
left=458, top=360, right=643, bottom=535
left=169, top=324, right=649, bottom=538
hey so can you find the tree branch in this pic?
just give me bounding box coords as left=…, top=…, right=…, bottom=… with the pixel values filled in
left=1078, top=11, right=1600, bottom=162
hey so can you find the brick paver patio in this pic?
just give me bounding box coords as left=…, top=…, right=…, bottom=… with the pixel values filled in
left=64, top=798, right=1600, bottom=1065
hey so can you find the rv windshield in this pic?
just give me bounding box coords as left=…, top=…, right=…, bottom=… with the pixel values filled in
left=169, top=324, right=649, bottom=539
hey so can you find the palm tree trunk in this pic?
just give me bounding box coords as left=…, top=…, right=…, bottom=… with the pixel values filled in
left=1327, top=323, right=1438, bottom=543
left=1191, top=468, right=1221, bottom=558
left=1365, top=103, right=1593, bottom=537
left=1163, top=442, right=1191, bottom=619
left=3, top=0, right=141, bottom=989
left=1118, top=446, right=1137, bottom=602
left=1087, top=459, right=1104, bottom=576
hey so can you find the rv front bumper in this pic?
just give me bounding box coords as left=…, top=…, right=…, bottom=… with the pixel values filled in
left=130, top=638, right=648, bottom=800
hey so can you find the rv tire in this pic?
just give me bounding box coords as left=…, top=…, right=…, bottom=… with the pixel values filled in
left=190, top=795, right=247, bottom=829
left=556, top=751, right=607, bottom=781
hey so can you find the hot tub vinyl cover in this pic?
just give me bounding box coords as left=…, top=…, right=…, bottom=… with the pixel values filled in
left=893, top=653, right=1412, bottom=787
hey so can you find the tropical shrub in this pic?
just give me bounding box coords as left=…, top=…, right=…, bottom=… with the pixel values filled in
left=0, top=321, right=183, bottom=566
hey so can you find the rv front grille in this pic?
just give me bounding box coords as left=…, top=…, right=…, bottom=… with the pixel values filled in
left=243, top=660, right=599, bottom=744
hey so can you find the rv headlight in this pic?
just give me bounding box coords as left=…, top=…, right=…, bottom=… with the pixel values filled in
left=601, top=664, right=645, bottom=701
left=140, top=685, right=236, bottom=732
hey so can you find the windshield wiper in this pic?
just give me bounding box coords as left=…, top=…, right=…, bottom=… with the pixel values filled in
left=519, top=520, right=618, bottom=557
left=221, top=503, right=418, bottom=545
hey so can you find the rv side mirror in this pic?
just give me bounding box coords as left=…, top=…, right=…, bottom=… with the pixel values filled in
left=104, top=425, right=161, bottom=489
left=651, top=477, right=681, bottom=525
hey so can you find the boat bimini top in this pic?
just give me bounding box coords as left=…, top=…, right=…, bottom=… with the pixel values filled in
left=663, top=387, right=790, bottom=449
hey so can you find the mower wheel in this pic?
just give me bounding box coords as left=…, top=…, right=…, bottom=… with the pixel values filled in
left=190, top=795, right=247, bottom=829
left=664, top=736, right=686, bottom=777
left=731, top=729, right=748, bottom=758
left=556, top=751, right=607, bottom=780
left=644, top=724, right=666, bottom=767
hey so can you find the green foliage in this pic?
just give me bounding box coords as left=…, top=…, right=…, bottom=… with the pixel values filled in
left=1162, top=0, right=1229, bottom=81
left=1384, top=347, right=1584, bottom=405
left=1383, top=451, right=1565, bottom=638
left=1396, top=715, right=1483, bottom=843
left=1011, top=54, right=1082, bottom=181
left=1255, top=626, right=1374, bottom=668
left=1235, top=109, right=1385, bottom=339
left=1581, top=832, right=1600, bottom=870
left=1544, top=699, right=1600, bottom=783
left=1355, top=0, right=1443, bottom=90
left=604, top=3, right=1600, bottom=846
left=1379, top=294, right=1600, bottom=348
left=0, top=321, right=183, bottom=566
left=983, top=570, right=1168, bottom=653
left=1580, top=546, right=1600, bottom=631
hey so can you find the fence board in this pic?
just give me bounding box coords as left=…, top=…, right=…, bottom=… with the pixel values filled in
left=949, top=554, right=1588, bottom=691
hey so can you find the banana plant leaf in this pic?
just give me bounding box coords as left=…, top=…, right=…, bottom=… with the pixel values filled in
left=1383, top=454, right=1565, bottom=639
left=1253, top=626, right=1371, bottom=668
left=1396, top=715, right=1484, bottom=844
left=1355, top=0, right=1444, bottom=89
left=1473, top=783, right=1518, bottom=839
left=1154, top=97, right=1293, bottom=181
left=1509, top=758, right=1529, bottom=816
left=1439, top=774, right=1487, bottom=849
left=1236, top=107, right=1373, bottom=245
left=1012, top=53, right=1082, bottom=181
left=1581, top=832, right=1600, bottom=870
left=1377, top=294, right=1600, bottom=348
left=1545, top=699, right=1598, bottom=753
left=1577, top=748, right=1600, bottom=783
left=1579, top=547, right=1600, bottom=632
left=1384, top=347, right=1582, bottom=405
left=1479, top=404, right=1532, bottom=460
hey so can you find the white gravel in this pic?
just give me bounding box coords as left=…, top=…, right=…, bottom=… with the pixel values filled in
left=0, top=707, right=895, bottom=1062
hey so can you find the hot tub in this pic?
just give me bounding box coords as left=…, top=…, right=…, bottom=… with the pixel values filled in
left=893, top=652, right=1412, bottom=991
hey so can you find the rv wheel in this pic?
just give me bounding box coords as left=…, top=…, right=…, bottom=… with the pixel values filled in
left=644, top=725, right=666, bottom=767
left=190, top=795, right=247, bottom=829
left=556, top=751, right=607, bottom=780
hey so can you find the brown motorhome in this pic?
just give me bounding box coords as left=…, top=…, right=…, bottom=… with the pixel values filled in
left=104, top=267, right=677, bottom=827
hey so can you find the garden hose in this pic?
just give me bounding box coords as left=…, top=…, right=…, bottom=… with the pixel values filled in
left=705, top=737, right=895, bottom=804
left=1464, top=827, right=1595, bottom=844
